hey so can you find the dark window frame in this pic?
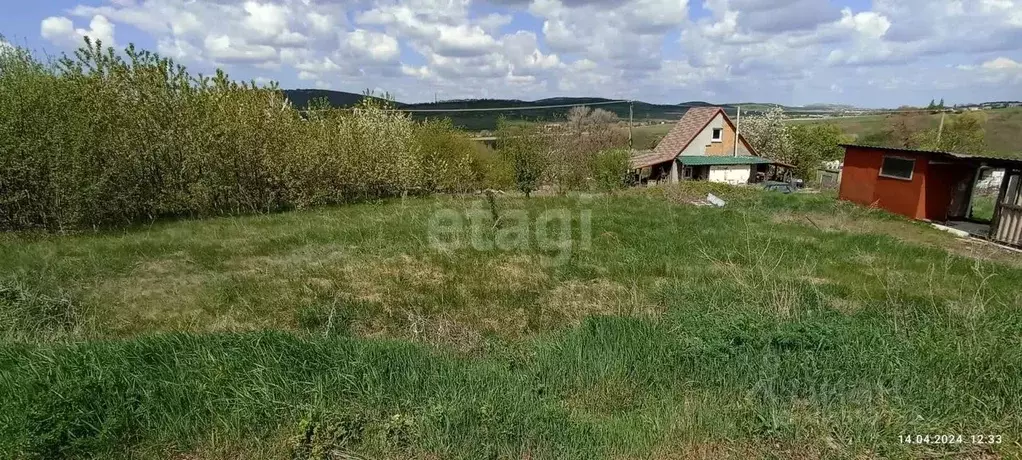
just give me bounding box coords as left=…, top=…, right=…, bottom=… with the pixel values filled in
left=879, top=155, right=915, bottom=181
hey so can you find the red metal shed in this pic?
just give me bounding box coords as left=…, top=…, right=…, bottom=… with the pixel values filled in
left=838, top=144, right=1022, bottom=246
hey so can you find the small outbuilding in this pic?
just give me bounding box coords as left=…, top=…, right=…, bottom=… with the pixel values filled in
left=838, top=144, right=1022, bottom=246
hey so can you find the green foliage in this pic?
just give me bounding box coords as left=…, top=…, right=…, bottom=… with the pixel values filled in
left=409, top=118, right=475, bottom=193
left=914, top=112, right=987, bottom=154
left=857, top=112, right=988, bottom=155
left=743, top=108, right=847, bottom=181
left=544, top=107, right=628, bottom=193
left=0, top=39, right=477, bottom=231
left=591, top=148, right=632, bottom=191
left=496, top=118, right=547, bottom=196
left=468, top=143, right=514, bottom=190
left=786, top=123, right=847, bottom=181
left=0, top=280, right=83, bottom=341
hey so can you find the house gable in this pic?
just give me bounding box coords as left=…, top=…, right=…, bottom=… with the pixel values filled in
left=632, top=107, right=758, bottom=169
left=680, top=113, right=753, bottom=157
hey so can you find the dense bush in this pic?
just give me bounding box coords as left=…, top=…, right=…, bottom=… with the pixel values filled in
left=468, top=143, right=514, bottom=190
left=545, top=107, right=627, bottom=192
left=494, top=108, right=628, bottom=195
left=0, top=39, right=477, bottom=231
left=410, top=118, right=475, bottom=193
left=591, top=148, right=632, bottom=191
left=495, top=118, right=548, bottom=196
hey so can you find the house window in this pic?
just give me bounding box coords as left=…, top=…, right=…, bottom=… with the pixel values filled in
left=711, top=128, right=723, bottom=142
left=879, top=156, right=915, bottom=180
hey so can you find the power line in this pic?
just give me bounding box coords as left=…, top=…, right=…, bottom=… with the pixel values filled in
left=299, top=99, right=631, bottom=113
left=298, top=100, right=1006, bottom=116
left=398, top=99, right=631, bottom=112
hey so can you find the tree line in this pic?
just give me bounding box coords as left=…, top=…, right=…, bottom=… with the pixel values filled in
left=0, top=38, right=631, bottom=231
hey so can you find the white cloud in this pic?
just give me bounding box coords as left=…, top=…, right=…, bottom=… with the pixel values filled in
left=243, top=1, right=290, bottom=37
left=31, top=0, right=1022, bottom=106
left=41, top=15, right=117, bottom=48
left=203, top=35, right=278, bottom=63
left=344, top=29, right=400, bottom=62
left=983, top=57, right=1022, bottom=70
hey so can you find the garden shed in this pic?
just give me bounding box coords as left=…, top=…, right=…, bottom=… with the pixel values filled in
left=838, top=144, right=1022, bottom=247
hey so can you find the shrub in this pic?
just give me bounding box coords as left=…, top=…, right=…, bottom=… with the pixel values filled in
left=468, top=143, right=514, bottom=190
left=496, top=119, right=547, bottom=196
left=410, top=118, right=475, bottom=193
left=546, top=107, right=627, bottom=193
left=591, top=148, right=632, bottom=192
left=0, top=39, right=482, bottom=230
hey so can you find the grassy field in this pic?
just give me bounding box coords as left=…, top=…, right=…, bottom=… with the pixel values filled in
left=2, top=184, right=1021, bottom=458
left=790, top=108, right=1022, bottom=155
left=631, top=124, right=675, bottom=150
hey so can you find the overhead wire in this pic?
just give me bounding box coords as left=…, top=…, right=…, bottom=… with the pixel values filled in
left=297, top=99, right=1010, bottom=115
left=298, top=99, right=631, bottom=113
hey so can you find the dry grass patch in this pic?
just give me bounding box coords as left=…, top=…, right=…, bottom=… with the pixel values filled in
left=341, top=254, right=447, bottom=304
left=773, top=211, right=1022, bottom=267
left=773, top=211, right=945, bottom=245
left=88, top=256, right=213, bottom=333
left=539, top=279, right=660, bottom=325
left=401, top=312, right=485, bottom=353
left=230, top=244, right=350, bottom=273
left=484, top=254, right=549, bottom=291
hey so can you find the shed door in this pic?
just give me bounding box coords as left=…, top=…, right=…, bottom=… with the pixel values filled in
left=991, top=170, right=1022, bottom=246
left=947, top=170, right=975, bottom=219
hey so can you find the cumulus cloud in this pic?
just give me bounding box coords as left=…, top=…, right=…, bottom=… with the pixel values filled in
left=31, top=0, right=1022, bottom=105
left=41, top=15, right=117, bottom=48
left=344, top=29, right=400, bottom=62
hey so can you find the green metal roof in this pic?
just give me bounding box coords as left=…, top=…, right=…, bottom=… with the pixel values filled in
left=676, top=155, right=775, bottom=166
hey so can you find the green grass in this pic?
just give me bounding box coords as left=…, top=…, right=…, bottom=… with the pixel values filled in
left=2, top=184, right=1021, bottom=458
left=791, top=108, right=1022, bottom=155
left=631, top=124, right=674, bottom=150
left=972, top=194, right=998, bottom=222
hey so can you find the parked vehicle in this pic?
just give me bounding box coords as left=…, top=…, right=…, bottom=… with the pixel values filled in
left=762, top=181, right=797, bottom=194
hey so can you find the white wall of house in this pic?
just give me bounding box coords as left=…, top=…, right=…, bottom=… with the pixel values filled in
left=708, top=165, right=751, bottom=185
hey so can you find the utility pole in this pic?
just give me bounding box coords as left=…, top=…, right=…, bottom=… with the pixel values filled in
left=625, top=100, right=633, bottom=149
left=937, top=111, right=946, bottom=145
left=733, top=105, right=741, bottom=157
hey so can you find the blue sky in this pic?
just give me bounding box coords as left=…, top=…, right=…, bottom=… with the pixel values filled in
left=3, top=0, right=1021, bottom=106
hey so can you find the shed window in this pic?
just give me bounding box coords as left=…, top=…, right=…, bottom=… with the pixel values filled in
left=879, top=156, right=915, bottom=180
left=711, top=128, right=723, bottom=142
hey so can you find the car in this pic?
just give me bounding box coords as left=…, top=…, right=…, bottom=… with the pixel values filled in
left=762, top=181, right=796, bottom=194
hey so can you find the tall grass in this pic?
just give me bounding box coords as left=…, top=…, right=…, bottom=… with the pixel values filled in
left=1, top=187, right=1021, bottom=457
left=0, top=39, right=480, bottom=231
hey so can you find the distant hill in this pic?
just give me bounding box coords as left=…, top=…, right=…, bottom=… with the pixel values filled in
left=280, top=89, right=856, bottom=131
left=282, top=89, right=399, bottom=109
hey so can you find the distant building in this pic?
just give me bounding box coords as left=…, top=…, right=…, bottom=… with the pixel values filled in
left=630, top=107, right=790, bottom=185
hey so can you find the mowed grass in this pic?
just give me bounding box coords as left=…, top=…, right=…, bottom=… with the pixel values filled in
left=2, top=184, right=1022, bottom=458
